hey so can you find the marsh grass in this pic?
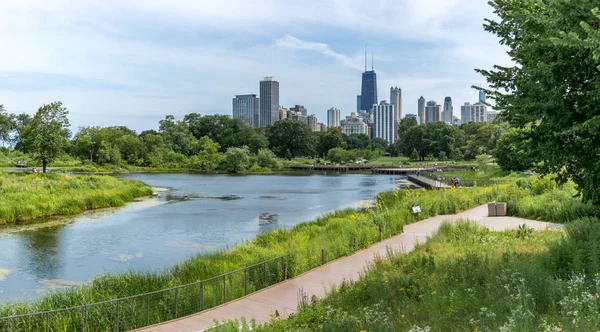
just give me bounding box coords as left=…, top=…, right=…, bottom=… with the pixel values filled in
left=0, top=171, right=152, bottom=224
left=220, top=221, right=600, bottom=332
left=0, top=183, right=517, bottom=330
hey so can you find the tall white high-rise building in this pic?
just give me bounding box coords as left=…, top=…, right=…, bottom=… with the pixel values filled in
left=390, top=87, right=402, bottom=138
left=232, top=94, right=259, bottom=127
left=418, top=96, right=426, bottom=124
left=390, top=87, right=402, bottom=121
left=327, top=107, right=341, bottom=128
left=442, top=97, right=453, bottom=124
left=472, top=103, right=487, bottom=123
left=372, top=101, right=396, bottom=144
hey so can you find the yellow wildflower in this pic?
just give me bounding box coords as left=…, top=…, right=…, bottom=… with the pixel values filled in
left=401, top=314, right=405, bottom=319
left=431, top=290, right=437, bottom=295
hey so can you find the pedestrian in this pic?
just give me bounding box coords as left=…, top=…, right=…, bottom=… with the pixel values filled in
left=456, top=177, right=460, bottom=188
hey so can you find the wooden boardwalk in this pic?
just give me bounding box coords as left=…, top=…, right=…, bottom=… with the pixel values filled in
left=406, top=175, right=451, bottom=189
left=135, top=205, right=562, bottom=332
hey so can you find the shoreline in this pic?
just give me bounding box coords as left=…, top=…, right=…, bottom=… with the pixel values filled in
left=0, top=187, right=169, bottom=235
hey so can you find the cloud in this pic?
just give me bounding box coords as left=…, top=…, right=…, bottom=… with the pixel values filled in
left=0, top=0, right=509, bottom=129
left=274, top=35, right=364, bottom=71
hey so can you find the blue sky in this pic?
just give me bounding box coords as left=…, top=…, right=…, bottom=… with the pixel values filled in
left=0, top=0, right=510, bottom=132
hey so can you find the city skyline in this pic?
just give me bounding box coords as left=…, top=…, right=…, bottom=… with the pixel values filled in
left=0, top=1, right=509, bottom=132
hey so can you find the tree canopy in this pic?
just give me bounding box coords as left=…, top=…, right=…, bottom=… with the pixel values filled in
left=266, top=119, right=315, bottom=158
left=478, top=0, right=600, bottom=203
left=23, top=102, right=70, bottom=172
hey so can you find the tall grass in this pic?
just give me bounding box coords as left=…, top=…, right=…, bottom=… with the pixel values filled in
left=0, top=171, right=152, bottom=224
left=219, top=221, right=600, bottom=331
left=0, top=184, right=518, bottom=330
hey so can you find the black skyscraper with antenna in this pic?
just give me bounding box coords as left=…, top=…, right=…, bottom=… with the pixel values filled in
left=360, top=52, right=378, bottom=113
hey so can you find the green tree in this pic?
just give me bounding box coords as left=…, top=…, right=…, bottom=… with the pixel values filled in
left=410, top=148, right=419, bottom=161
left=266, top=119, right=314, bottom=158
left=23, top=102, right=70, bottom=172
left=10, top=113, right=32, bottom=151
left=475, top=154, right=489, bottom=173
left=0, top=105, right=13, bottom=144
left=327, top=147, right=354, bottom=164
left=222, top=146, right=251, bottom=173
left=369, top=138, right=389, bottom=152
left=72, top=126, right=100, bottom=162
left=317, top=128, right=346, bottom=157
left=257, top=148, right=280, bottom=169
left=344, top=134, right=370, bottom=150
left=478, top=0, right=600, bottom=203
left=196, top=136, right=222, bottom=170
left=159, top=115, right=199, bottom=156
left=494, top=126, right=536, bottom=171
left=398, top=117, right=418, bottom=139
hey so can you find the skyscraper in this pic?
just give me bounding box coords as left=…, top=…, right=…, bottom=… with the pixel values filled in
left=327, top=107, right=341, bottom=128
left=442, top=97, right=453, bottom=124
left=372, top=101, right=396, bottom=144
left=356, top=95, right=361, bottom=112
left=306, top=114, right=318, bottom=131
left=418, top=96, right=426, bottom=124
left=232, top=94, right=259, bottom=127
left=461, top=102, right=472, bottom=124
left=390, top=86, right=402, bottom=122
left=360, top=53, right=378, bottom=112
left=259, top=76, right=279, bottom=127
left=479, top=91, right=486, bottom=104
left=425, top=101, right=441, bottom=123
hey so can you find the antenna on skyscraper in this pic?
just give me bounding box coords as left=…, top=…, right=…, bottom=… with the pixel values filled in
left=371, top=52, right=374, bottom=70
left=364, top=48, right=367, bottom=72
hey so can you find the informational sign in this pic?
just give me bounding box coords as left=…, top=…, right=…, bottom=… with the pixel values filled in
left=412, top=206, right=421, bottom=214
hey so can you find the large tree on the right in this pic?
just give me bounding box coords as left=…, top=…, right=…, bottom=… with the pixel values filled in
left=479, top=0, right=600, bottom=204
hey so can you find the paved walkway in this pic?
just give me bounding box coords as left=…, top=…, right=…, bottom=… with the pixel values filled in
left=136, top=205, right=562, bottom=332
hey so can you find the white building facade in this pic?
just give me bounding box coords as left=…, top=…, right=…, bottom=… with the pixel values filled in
left=327, top=107, right=341, bottom=128
left=341, top=112, right=369, bottom=136
left=372, top=101, right=397, bottom=144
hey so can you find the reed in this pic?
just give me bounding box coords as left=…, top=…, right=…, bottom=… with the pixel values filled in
left=0, top=171, right=152, bottom=224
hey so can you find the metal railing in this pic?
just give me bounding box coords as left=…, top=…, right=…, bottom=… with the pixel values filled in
left=0, top=256, right=285, bottom=332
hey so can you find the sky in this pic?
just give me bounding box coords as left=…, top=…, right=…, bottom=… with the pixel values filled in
left=0, top=0, right=511, bottom=132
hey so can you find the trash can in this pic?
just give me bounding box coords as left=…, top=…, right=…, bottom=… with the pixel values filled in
left=496, top=202, right=507, bottom=216
left=488, top=202, right=497, bottom=217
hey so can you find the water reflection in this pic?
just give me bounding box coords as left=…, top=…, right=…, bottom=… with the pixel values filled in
left=0, top=173, right=402, bottom=302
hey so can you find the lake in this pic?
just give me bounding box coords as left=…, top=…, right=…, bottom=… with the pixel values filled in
left=0, top=173, right=415, bottom=302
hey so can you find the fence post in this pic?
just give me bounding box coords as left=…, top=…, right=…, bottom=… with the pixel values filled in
left=82, top=305, right=87, bottom=332
left=46, top=312, right=50, bottom=332
left=281, top=256, right=285, bottom=281
left=263, top=262, right=267, bottom=287
left=200, top=281, right=204, bottom=311
left=379, top=227, right=382, bottom=242
left=321, top=249, right=325, bottom=265
left=223, top=275, right=227, bottom=303
left=244, top=269, right=248, bottom=295
left=146, top=294, right=150, bottom=325
left=115, top=302, right=120, bottom=332
left=353, top=236, right=357, bottom=252
left=174, top=288, right=179, bottom=319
